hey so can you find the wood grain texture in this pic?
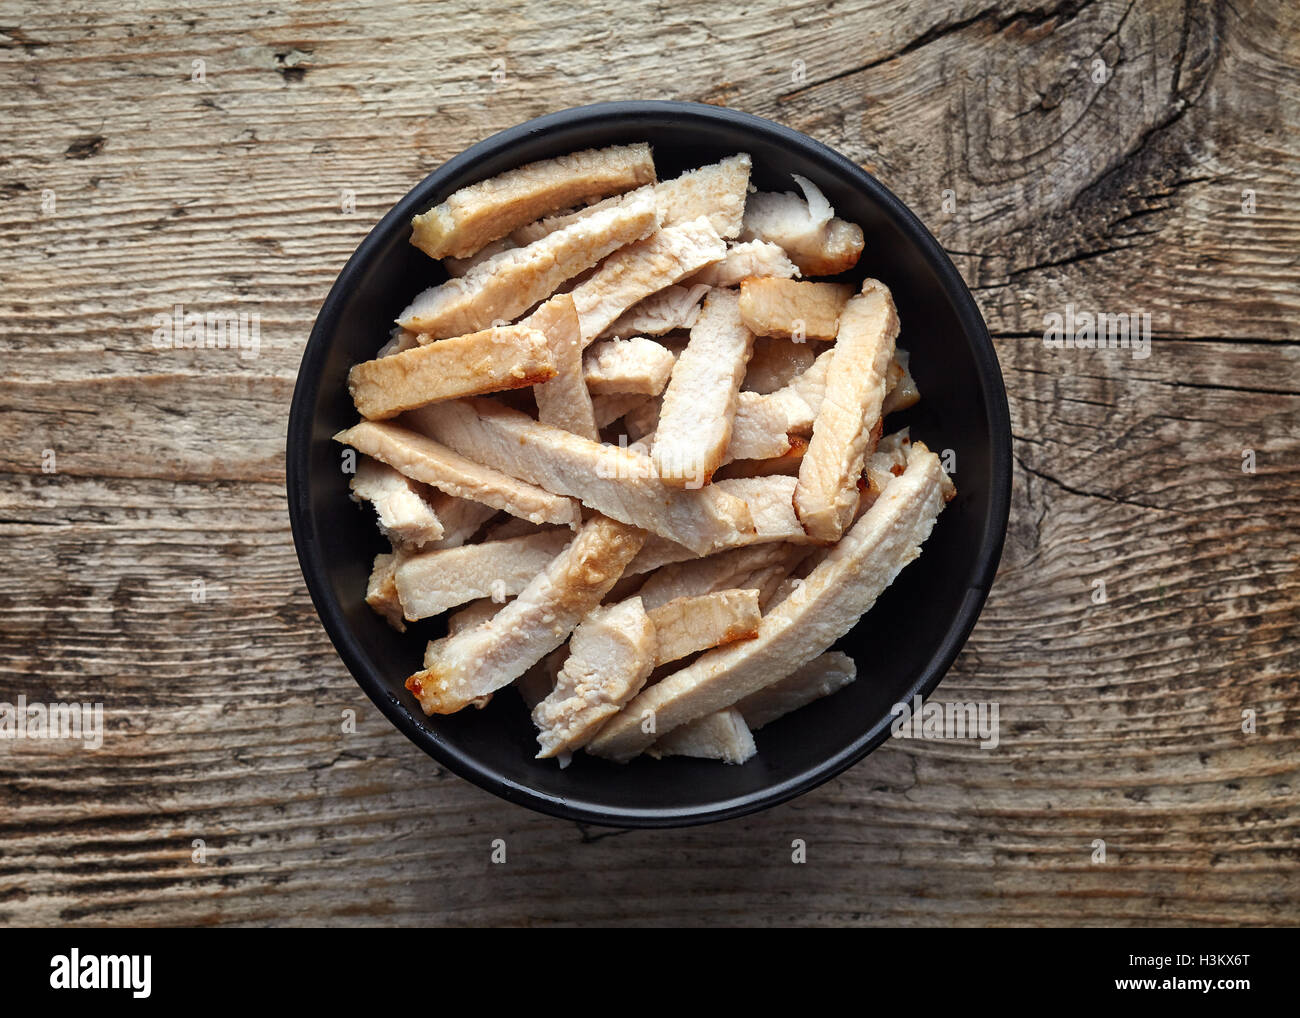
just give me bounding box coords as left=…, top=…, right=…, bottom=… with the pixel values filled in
left=1, top=0, right=1297, bottom=927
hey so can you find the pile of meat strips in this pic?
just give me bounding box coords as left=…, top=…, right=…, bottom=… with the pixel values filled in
left=336, top=143, right=955, bottom=767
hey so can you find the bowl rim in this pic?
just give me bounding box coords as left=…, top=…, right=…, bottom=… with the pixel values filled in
left=286, top=100, right=1013, bottom=828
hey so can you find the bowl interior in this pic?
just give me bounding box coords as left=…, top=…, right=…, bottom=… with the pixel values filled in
left=288, top=102, right=1010, bottom=826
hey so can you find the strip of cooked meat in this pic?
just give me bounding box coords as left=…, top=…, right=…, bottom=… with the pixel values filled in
left=348, top=324, right=555, bottom=419
left=399, top=190, right=659, bottom=338
left=591, top=393, right=651, bottom=430
left=394, top=529, right=571, bottom=619
left=734, top=651, right=857, bottom=730
left=406, top=398, right=754, bottom=554
left=713, top=435, right=810, bottom=480
left=598, top=283, right=711, bottom=339
left=583, top=336, right=678, bottom=396
left=687, top=239, right=800, bottom=287
left=526, top=293, right=599, bottom=441
left=632, top=542, right=796, bottom=610
left=335, top=420, right=581, bottom=527
left=738, top=278, right=852, bottom=341
left=654, top=153, right=752, bottom=238
left=587, top=442, right=950, bottom=761
left=794, top=278, right=899, bottom=541
left=712, top=475, right=812, bottom=543
left=508, top=154, right=749, bottom=252
left=349, top=457, right=445, bottom=546
left=406, top=514, right=646, bottom=714
left=652, top=288, right=754, bottom=487
left=647, top=588, right=762, bottom=665
left=569, top=216, right=727, bottom=344
left=447, top=597, right=508, bottom=636
left=739, top=174, right=864, bottom=276
left=532, top=597, right=657, bottom=759
left=421, top=493, right=498, bottom=548
left=365, top=551, right=407, bottom=632
left=648, top=708, right=756, bottom=764
left=409, top=142, right=656, bottom=259
left=742, top=337, right=820, bottom=394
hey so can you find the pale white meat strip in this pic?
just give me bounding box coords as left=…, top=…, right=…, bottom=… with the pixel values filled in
left=726, top=389, right=809, bottom=461
left=422, top=493, right=498, bottom=548
left=739, top=174, right=864, bottom=276
left=743, top=337, right=819, bottom=394
left=399, top=190, right=659, bottom=338
left=652, top=288, right=754, bottom=487
left=881, top=347, right=921, bottom=416
left=443, top=236, right=517, bottom=277
left=633, top=543, right=796, bottom=611
left=687, top=239, right=800, bottom=288
left=726, top=349, right=832, bottom=460
left=394, top=530, right=571, bottom=620
left=738, top=278, right=852, bottom=341
left=727, top=347, right=914, bottom=465
left=532, top=597, right=657, bottom=759
left=598, top=283, right=711, bottom=339
left=508, top=185, right=652, bottom=246
left=745, top=545, right=822, bottom=613
left=349, top=457, right=445, bottom=547
left=712, top=475, right=811, bottom=543
left=648, top=708, right=756, bottom=764
left=714, top=435, right=810, bottom=480
left=335, top=420, right=581, bottom=527
left=591, top=393, right=650, bottom=429
left=526, top=294, right=599, bottom=441
left=647, top=589, right=761, bottom=666
left=794, top=278, right=899, bottom=541
left=569, top=216, right=727, bottom=345
left=365, top=552, right=406, bottom=632
left=587, top=442, right=949, bottom=761
left=509, top=155, right=749, bottom=250
left=348, top=324, right=554, bottom=420
left=409, top=143, right=656, bottom=259
left=735, top=651, right=857, bottom=730
left=583, top=336, right=677, bottom=396
left=407, top=398, right=754, bottom=555
left=406, top=515, right=646, bottom=714
left=654, top=154, right=752, bottom=239
left=447, top=597, right=507, bottom=636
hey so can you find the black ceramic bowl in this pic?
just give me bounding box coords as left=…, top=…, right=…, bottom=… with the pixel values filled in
left=287, top=101, right=1011, bottom=827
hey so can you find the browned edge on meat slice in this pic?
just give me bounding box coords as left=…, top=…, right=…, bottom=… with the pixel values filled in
left=347, top=324, right=555, bottom=420
left=409, top=143, right=656, bottom=260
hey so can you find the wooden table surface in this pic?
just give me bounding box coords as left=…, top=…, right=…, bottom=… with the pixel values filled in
left=1, top=0, right=1297, bottom=927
